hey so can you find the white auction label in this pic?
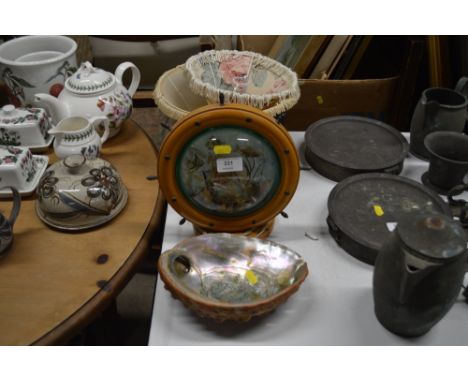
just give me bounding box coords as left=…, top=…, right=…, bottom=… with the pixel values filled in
left=216, top=157, right=243, bottom=173
left=386, top=222, right=398, bottom=232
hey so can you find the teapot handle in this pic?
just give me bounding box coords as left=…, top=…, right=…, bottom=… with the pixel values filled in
left=0, top=186, right=21, bottom=227
left=90, top=116, right=110, bottom=145
left=114, top=62, right=141, bottom=97
left=455, top=77, right=468, bottom=96
left=455, top=77, right=468, bottom=121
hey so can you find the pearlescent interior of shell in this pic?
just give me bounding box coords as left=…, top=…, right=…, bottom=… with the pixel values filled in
left=161, top=233, right=307, bottom=304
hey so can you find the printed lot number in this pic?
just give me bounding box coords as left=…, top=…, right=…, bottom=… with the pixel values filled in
left=216, top=157, right=243, bottom=173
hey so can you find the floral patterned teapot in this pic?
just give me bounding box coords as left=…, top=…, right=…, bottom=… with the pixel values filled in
left=34, top=61, right=140, bottom=138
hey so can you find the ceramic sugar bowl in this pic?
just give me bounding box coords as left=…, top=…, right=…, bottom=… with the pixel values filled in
left=48, top=116, right=110, bottom=160
left=36, top=154, right=128, bottom=231
left=34, top=61, right=140, bottom=138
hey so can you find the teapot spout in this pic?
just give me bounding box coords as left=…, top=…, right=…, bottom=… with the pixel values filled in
left=33, top=93, right=69, bottom=125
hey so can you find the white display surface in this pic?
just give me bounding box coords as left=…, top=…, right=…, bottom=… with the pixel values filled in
left=148, top=132, right=468, bottom=345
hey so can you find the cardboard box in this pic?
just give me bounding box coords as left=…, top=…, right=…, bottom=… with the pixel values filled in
left=237, top=35, right=278, bottom=55
left=282, top=76, right=399, bottom=131
left=236, top=36, right=399, bottom=131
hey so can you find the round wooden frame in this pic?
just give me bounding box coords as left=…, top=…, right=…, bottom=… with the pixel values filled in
left=158, top=104, right=300, bottom=233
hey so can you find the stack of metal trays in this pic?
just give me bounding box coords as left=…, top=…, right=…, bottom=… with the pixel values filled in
left=305, top=116, right=409, bottom=182
left=327, top=173, right=452, bottom=265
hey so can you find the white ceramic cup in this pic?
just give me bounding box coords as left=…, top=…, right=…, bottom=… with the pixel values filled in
left=0, top=35, right=77, bottom=106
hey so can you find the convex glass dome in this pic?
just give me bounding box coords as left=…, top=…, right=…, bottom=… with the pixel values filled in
left=158, top=104, right=300, bottom=234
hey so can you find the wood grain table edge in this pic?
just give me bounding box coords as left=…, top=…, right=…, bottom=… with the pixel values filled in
left=32, top=121, right=167, bottom=346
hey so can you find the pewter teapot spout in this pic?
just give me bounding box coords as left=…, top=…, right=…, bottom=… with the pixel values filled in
left=34, top=93, right=69, bottom=125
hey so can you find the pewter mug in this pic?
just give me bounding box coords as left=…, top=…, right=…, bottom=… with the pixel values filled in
left=0, top=186, right=21, bottom=256
left=422, top=131, right=468, bottom=194
left=409, top=86, right=467, bottom=160
left=373, top=213, right=467, bottom=337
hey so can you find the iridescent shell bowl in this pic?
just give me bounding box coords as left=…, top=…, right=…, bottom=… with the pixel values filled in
left=158, top=233, right=308, bottom=322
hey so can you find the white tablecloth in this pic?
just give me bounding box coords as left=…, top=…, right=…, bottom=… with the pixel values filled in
left=148, top=132, right=468, bottom=345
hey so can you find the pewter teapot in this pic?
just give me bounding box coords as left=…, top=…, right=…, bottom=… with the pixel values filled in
left=34, top=61, right=140, bottom=139
left=410, top=78, right=468, bottom=160
left=0, top=186, right=21, bottom=256
left=373, top=213, right=467, bottom=337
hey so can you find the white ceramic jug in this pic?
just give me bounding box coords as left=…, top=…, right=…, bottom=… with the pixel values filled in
left=48, top=116, right=110, bottom=159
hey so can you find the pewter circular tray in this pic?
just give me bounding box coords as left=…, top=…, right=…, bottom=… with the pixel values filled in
left=305, top=116, right=409, bottom=181
left=327, top=173, right=452, bottom=265
left=35, top=185, right=128, bottom=231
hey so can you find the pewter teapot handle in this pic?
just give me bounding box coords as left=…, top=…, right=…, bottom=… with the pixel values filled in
left=0, top=186, right=21, bottom=227
left=455, top=77, right=468, bottom=121
left=114, top=62, right=141, bottom=97
left=455, top=77, right=468, bottom=96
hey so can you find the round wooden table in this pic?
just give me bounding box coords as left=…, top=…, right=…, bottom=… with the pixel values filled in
left=0, top=119, right=165, bottom=345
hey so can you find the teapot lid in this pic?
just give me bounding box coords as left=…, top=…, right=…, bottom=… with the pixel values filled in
left=65, top=62, right=115, bottom=95
left=398, top=213, right=466, bottom=260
